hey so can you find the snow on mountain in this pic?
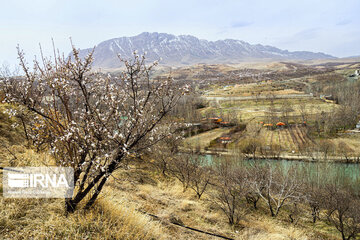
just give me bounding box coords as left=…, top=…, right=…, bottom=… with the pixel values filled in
left=77, top=32, right=335, bottom=68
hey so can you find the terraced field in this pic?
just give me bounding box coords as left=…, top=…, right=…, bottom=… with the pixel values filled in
left=260, top=125, right=314, bottom=152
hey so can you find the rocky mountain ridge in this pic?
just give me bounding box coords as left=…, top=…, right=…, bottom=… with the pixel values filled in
left=77, top=32, right=335, bottom=68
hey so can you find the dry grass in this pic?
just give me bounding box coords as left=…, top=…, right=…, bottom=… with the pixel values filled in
left=206, top=82, right=305, bottom=98
left=237, top=217, right=310, bottom=240
left=0, top=196, right=165, bottom=240
left=107, top=168, right=237, bottom=239
left=0, top=144, right=343, bottom=240
left=201, top=97, right=337, bottom=122
left=0, top=146, right=166, bottom=240
left=183, top=127, right=231, bottom=149
left=0, top=102, right=344, bottom=240
left=105, top=166, right=340, bottom=240
left=330, top=135, right=360, bottom=155
left=0, top=108, right=166, bottom=240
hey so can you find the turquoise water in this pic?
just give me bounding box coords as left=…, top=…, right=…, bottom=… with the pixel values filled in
left=202, top=154, right=360, bottom=189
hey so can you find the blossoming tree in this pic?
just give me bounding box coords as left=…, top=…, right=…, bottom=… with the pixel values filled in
left=1, top=45, right=186, bottom=212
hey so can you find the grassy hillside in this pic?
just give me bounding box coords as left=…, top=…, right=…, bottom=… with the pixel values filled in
left=0, top=197, right=165, bottom=240
left=0, top=103, right=345, bottom=239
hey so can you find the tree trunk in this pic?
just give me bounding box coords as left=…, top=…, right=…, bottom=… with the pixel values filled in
left=269, top=202, right=275, bottom=217
left=83, top=153, right=122, bottom=210
left=341, top=231, right=346, bottom=240
left=289, top=214, right=294, bottom=223
left=84, top=176, right=108, bottom=210
left=65, top=198, right=77, bottom=214
left=253, top=200, right=258, bottom=210
left=64, top=151, right=123, bottom=213
left=311, top=206, right=318, bottom=223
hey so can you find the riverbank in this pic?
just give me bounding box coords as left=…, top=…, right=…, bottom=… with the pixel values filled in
left=182, top=147, right=360, bottom=164
left=250, top=153, right=360, bottom=164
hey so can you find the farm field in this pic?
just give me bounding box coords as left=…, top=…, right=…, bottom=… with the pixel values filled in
left=204, top=78, right=307, bottom=97
left=183, top=127, right=232, bottom=149
left=329, top=134, right=360, bottom=156
left=200, top=97, right=337, bottom=122
left=182, top=124, right=314, bottom=154
left=197, top=69, right=340, bottom=123
left=186, top=64, right=360, bottom=161
left=258, top=125, right=314, bottom=153
left=185, top=124, right=360, bottom=160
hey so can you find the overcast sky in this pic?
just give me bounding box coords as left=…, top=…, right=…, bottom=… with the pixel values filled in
left=1, top=0, right=359, bottom=67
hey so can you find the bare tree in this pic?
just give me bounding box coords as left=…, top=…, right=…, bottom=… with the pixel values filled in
left=151, top=135, right=181, bottom=177
left=170, top=94, right=205, bottom=123
left=245, top=190, right=261, bottom=210
left=246, top=121, right=262, bottom=137
left=300, top=141, right=318, bottom=161
left=239, top=137, right=262, bottom=159
left=300, top=177, right=324, bottom=224
left=212, top=158, right=246, bottom=225
left=188, top=157, right=212, bottom=199
left=280, top=99, right=293, bottom=124
left=288, top=202, right=301, bottom=225
left=0, top=45, right=186, bottom=213
left=168, top=152, right=211, bottom=199
left=265, top=94, right=278, bottom=125
left=337, top=141, right=354, bottom=162
left=297, top=101, right=308, bottom=123
left=323, top=185, right=360, bottom=240
left=318, top=139, right=335, bottom=161
left=260, top=143, right=281, bottom=160
left=244, top=162, right=265, bottom=210
left=168, top=153, right=194, bottom=191
left=248, top=162, right=303, bottom=217
left=305, top=186, right=322, bottom=223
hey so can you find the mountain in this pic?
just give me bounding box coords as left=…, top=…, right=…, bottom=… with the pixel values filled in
left=77, top=32, right=335, bottom=68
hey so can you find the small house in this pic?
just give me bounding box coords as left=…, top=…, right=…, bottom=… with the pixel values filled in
left=276, top=122, right=286, bottom=128
left=356, top=121, right=360, bottom=129
left=208, top=117, right=222, bottom=123
left=219, top=137, right=232, bottom=144
left=355, top=69, right=360, bottom=76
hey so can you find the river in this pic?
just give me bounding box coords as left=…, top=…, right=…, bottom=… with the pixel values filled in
left=201, top=154, right=360, bottom=189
